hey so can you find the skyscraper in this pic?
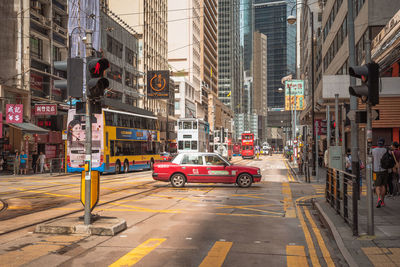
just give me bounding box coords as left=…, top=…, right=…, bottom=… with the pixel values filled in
left=254, top=0, right=296, bottom=109
left=218, top=0, right=242, bottom=114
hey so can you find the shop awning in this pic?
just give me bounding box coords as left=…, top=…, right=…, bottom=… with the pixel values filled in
left=8, top=123, right=50, bottom=133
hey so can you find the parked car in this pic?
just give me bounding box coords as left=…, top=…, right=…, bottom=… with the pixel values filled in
left=160, top=152, right=173, bottom=161
left=152, top=152, right=262, bottom=188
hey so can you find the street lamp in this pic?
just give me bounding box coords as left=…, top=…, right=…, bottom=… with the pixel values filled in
left=287, top=3, right=315, bottom=175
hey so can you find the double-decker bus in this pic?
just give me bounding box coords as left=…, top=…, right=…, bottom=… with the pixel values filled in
left=213, top=130, right=233, bottom=160
left=66, top=108, right=161, bottom=173
left=241, top=132, right=255, bottom=159
left=177, top=118, right=209, bottom=153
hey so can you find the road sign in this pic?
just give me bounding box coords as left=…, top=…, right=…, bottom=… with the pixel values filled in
left=81, top=171, right=100, bottom=211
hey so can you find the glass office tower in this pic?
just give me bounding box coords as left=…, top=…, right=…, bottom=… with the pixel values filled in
left=254, top=0, right=296, bottom=109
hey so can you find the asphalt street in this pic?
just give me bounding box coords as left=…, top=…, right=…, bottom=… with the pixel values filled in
left=0, top=154, right=347, bottom=266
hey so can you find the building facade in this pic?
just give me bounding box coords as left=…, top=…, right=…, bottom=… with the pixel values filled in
left=218, top=0, right=242, bottom=114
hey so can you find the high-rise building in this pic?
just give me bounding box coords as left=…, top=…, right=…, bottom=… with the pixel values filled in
left=253, top=31, right=268, bottom=116
left=254, top=0, right=296, bottom=109
left=241, top=0, right=254, bottom=77
left=218, top=0, right=242, bottom=114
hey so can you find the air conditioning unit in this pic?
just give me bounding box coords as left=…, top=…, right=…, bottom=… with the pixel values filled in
left=40, top=16, right=47, bottom=24
left=54, top=25, right=60, bottom=32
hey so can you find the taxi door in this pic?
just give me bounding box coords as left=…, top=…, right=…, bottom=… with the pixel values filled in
left=204, top=155, right=233, bottom=183
left=180, top=154, right=207, bottom=182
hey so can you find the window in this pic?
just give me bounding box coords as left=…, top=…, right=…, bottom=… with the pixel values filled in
left=179, top=122, right=183, bottom=129
left=205, top=155, right=225, bottom=166
left=183, top=122, right=192, bottom=129
left=193, top=121, right=198, bottom=129
left=191, top=141, right=197, bottom=150
left=181, top=154, right=203, bottom=165
left=107, top=34, right=123, bottom=58
left=184, top=141, right=191, bottom=150
left=125, top=71, right=137, bottom=88
left=53, top=46, right=62, bottom=61
left=30, top=37, right=43, bottom=59
left=178, top=141, right=183, bottom=150
left=125, top=47, right=138, bottom=67
left=107, top=63, right=122, bottom=83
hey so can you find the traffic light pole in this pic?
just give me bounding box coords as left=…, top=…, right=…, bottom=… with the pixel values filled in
left=365, top=32, right=374, bottom=236
left=84, top=32, right=93, bottom=226
left=347, top=0, right=360, bottom=236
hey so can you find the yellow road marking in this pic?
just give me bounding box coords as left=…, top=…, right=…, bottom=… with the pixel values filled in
left=150, top=194, right=202, bottom=203
left=282, top=182, right=296, bottom=218
left=362, top=247, right=399, bottom=266
left=10, top=187, right=79, bottom=199
left=230, top=193, right=268, bottom=200
left=199, top=241, right=233, bottom=267
left=286, top=245, right=309, bottom=267
left=109, top=238, right=166, bottom=267
left=304, top=207, right=335, bottom=266
left=295, top=205, right=320, bottom=267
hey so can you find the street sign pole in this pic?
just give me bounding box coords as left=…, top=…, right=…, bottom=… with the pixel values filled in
left=84, top=31, right=93, bottom=225
left=335, top=94, right=339, bottom=146
left=315, top=120, right=319, bottom=182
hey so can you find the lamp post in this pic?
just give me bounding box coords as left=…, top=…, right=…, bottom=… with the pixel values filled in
left=287, top=3, right=315, bottom=175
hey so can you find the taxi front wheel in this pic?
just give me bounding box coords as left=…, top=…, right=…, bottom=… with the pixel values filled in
left=170, top=173, right=186, bottom=188
left=237, top=173, right=253, bottom=188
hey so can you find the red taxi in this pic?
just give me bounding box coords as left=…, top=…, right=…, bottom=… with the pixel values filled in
left=152, top=152, right=262, bottom=188
left=160, top=152, right=173, bottom=161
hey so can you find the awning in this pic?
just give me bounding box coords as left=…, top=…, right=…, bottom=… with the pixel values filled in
left=8, top=123, right=50, bottom=133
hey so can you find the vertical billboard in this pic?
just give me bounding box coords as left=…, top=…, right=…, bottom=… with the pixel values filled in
left=285, top=80, right=305, bottom=111
left=147, top=70, right=170, bottom=99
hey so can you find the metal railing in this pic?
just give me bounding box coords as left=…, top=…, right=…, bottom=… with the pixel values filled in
left=326, top=167, right=359, bottom=236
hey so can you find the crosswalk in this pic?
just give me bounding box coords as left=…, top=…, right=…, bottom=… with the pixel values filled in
left=312, top=184, right=367, bottom=196
left=107, top=237, right=308, bottom=267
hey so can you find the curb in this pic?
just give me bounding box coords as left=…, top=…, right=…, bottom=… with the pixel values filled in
left=314, top=201, right=359, bottom=267
left=286, top=161, right=301, bottom=183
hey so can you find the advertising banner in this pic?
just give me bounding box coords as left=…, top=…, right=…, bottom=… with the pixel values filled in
left=6, top=104, right=23, bottom=123
left=147, top=70, right=170, bottom=99
left=285, top=80, right=305, bottom=111
left=116, top=128, right=158, bottom=141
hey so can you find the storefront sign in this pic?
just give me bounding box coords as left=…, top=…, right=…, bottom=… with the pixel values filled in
left=6, top=104, right=23, bottom=123
left=35, top=104, right=57, bottom=116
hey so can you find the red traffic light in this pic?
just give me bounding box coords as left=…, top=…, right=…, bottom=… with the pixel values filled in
left=87, top=58, right=109, bottom=78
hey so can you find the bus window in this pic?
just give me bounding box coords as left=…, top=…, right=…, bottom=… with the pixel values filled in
left=183, top=122, right=192, bottom=129
left=179, top=122, right=182, bottom=129
left=191, top=141, right=197, bottom=150
left=184, top=141, right=191, bottom=150
left=110, top=140, right=115, bottom=156
left=179, top=141, right=183, bottom=150
left=193, top=121, right=198, bottom=129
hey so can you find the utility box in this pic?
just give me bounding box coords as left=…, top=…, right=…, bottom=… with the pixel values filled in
left=329, top=146, right=343, bottom=170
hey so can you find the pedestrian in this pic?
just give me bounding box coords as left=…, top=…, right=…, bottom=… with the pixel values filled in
left=32, top=151, right=38, bottom=174
left=38, top=152, right=46, bottom=173
left=345, top=149, right=352, bottom=173
left=372, top=138, right=389, bottom=208
left=19, top=150, right=27, bottom=175
left=297, top=152, right=303, bottom=175
left=391, top=141, right=400, bottom=195
left=13, top=150, right=20, bottom=175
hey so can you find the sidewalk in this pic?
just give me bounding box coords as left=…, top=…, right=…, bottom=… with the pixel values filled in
left=291, top=163, right=400, bottom=267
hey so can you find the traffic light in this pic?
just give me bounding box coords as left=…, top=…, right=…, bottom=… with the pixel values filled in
left=331, top=120, right=336, bottom=138
left=54, top=58, right=84, bottom=98
left=86, top=57, right=110, bottom=99
left=349, top=62, right=380, bottom=106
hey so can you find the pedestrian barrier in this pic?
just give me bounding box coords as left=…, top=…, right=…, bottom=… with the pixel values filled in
left=325, top=167, right=359, bottom=236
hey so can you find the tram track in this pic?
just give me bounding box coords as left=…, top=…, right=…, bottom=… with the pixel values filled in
left=0, top=180, right=164, bottom=236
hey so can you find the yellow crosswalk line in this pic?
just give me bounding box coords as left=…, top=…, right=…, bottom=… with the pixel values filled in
left=109, top=238, right=166, bottom=267
left=286, top=245, right=309, bottom=267
left=199, top=241, right=233, bottom=267
left=304, top=207, right=335, bottom=267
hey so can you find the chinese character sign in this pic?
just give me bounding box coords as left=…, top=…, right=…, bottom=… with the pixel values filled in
left=6, top=104, right=23, bottom=123
left=285, top=80, right=305, bottom=111
left=34, top=104, right=57, bottom=116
